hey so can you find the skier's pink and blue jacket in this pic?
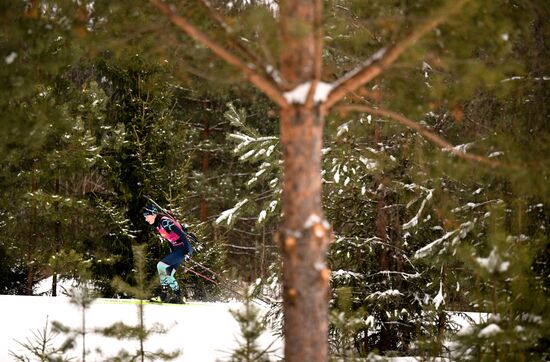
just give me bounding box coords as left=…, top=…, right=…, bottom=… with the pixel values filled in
left=155, top=215, right=193, bottom=255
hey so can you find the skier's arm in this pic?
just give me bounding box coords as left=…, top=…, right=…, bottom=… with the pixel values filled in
left=174, top=225, right=193, bottom=258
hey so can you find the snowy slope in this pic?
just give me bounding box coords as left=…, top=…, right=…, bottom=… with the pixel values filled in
left=0, top=295, right=283, bottom=361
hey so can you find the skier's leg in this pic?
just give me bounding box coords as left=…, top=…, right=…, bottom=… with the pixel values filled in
left=166, top=267, right=184, bottom=303
left=165, top=266, right=180, bottom=291
left=157, top=261, right=171, bottom=287
left=150, top=261, right=172, bottom=302
left=159, top=250, right=185, bottom=303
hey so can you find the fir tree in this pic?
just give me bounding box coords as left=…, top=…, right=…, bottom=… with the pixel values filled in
left=51, top=281, right=97, bottom=362
left=99, top=244, right=180, bottom=361
left=9, top=316, right=71, bottom=362
left=0, top=70, right=105, bottom=295
left=229, top=284, right=278, bottom=362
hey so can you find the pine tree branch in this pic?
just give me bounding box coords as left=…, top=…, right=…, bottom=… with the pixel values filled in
left=150, top=0, right=289, bottom=108
left=324, top=0, right=471, bottom=109
left=335, top=104, right=502, bottom=168
left=195, top=0, right=273, bottom=80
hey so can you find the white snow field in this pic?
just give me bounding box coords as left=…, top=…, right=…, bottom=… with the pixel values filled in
left=0, top=294, right=283, bottom=361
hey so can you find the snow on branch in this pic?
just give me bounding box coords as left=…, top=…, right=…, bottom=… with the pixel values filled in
left=336, top=104, right=502, bottom=168
left=403, top=188, right=434, bottom=230
left=414, top=220, right=476, bottom=259
left=331, top=48, right=386, bottom=89
left=476, top=248, right=510, bottom=274
left=478, top=324, right=502, bottom=338
left=433, top=281, right=445, bottom=309
left=367, top=289, right=404, bottom=300
left=365, top=270, right=421, bottom=280
left=443, top=142, right=475, bottom=154
left=415, top=231, right=457, bottom=259
left=452, top=199, right=502, bottom=213
left=501, top=75, right=550, bottom=83
left=228, top=133, right=278, bottom=155
left=226, top=0, right=279, bottom=15
left=331, top=269, right=364, bottom=283
left=215, top=199, right=249, bottom=225
left=283, top=81, right=333, bottom=104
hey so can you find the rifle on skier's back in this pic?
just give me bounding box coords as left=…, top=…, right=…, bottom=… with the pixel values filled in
left=144, top=195, right=199, bottom=244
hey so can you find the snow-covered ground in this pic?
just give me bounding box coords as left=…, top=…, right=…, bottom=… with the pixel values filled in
left=1, top=279, right=485, bottom=361
left=1, top=293, right=483, bottom=362
left=1, top=294, right=283, bottom=361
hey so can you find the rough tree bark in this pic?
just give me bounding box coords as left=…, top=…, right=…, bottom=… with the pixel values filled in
left=279, top=105, right=332, bottom=360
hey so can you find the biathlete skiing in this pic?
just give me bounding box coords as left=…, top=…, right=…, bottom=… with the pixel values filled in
left=143, top=203, right=193, bottom=304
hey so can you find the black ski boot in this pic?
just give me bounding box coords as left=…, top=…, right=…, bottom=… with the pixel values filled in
left=150, top=286, right=170, bottom=303
left=169, top=288, right=186, bottom=304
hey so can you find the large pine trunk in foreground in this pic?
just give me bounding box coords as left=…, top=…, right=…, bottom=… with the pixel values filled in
left=278, top=1, right=332, bottom=360
left=279, top=105, right=331, bottom=361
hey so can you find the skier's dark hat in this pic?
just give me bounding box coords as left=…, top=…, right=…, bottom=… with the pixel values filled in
left=143, top=204, right=158, bottom=216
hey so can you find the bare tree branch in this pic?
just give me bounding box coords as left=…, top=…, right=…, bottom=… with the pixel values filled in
left=336, top=104, right=502, bottom=168
left=324, top=0, right=471, bottom=109
left=150, top=0, right=289, bottom=108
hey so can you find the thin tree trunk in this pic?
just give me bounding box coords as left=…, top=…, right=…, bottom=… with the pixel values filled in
left=374, top=121, right=394, bottom=351
left=200, top=101, right=210, bottom=222
left=437, top=265, right=447, bottom=354
left=375, top=184, right=392, bottom=352
left=26, top=163, right=38, bottom=295
left=374, top=122, right=389, bottom=271
left=52, top=174, right=61, bottom=297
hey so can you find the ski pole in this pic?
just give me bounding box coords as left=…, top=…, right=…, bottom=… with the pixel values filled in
left=185, top=266, right=219, bottom=285
left=185, top=266, right=265, bottom=305
left=190, top=259, right=246, bottom=292
left=189, top=259, right=273, bottom=305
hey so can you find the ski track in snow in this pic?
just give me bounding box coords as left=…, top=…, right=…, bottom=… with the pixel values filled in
left=0, top=295, right=282, bottom=362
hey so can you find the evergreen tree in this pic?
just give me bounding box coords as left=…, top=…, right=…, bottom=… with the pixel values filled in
left=100, top=244, right=180, bottom=361
left=9, top=316, right=72, bottom=362
left=229, top=284, right=277, bottom=362
left=213, top=103, right=281, bottom=281
left=51, top=282, right=97, bottom=362
left=0, top=71, right=105, bottom=295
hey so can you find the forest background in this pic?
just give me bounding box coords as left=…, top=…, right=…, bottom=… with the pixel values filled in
left=0, top=0, right=548, bottom=360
